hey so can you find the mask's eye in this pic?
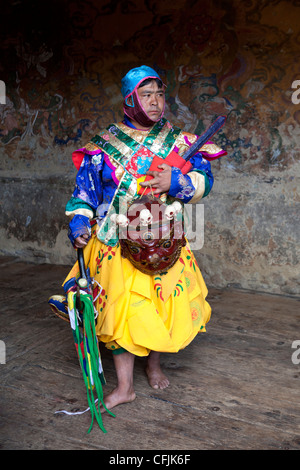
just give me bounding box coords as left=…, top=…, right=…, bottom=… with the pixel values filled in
left=142, top=231, right=154, bottom=241
left=129, top=245, right=141, bottom=254
left=162, top=240, right=172, bottom=249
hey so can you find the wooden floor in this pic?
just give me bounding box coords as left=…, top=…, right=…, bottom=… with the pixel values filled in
left=0, top=255, right=299, bottom=450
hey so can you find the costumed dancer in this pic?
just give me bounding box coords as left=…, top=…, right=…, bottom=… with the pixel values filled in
left=49, top=65, right=227, bottom=413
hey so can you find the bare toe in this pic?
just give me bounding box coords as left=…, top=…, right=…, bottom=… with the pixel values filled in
left=146, top=366, right=170, bottom=390
left=102, top=387, right=136, bottom=412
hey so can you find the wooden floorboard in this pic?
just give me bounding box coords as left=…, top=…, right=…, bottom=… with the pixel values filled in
left=0, top=257, right=299, bottom=450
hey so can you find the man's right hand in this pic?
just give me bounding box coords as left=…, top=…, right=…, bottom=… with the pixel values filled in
left=74, top=233, right=90, bottom=248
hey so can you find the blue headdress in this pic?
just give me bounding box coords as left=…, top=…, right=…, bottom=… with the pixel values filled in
left=121, top=65, right=162, bottom=100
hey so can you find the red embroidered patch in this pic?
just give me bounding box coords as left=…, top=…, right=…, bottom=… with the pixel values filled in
left=125, top=146, right=156, bottom=178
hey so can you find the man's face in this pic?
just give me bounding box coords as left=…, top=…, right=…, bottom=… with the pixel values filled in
left=136, top=80, right=165, bottom=121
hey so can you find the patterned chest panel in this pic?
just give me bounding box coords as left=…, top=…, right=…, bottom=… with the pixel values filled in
left=90, top=119, right=182, bottom=172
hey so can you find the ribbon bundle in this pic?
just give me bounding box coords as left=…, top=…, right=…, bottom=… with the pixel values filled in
left=67, top=290, right=115, bottom=433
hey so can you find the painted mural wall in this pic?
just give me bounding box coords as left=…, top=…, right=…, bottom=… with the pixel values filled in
left=0, top=0, right=299, bottom=296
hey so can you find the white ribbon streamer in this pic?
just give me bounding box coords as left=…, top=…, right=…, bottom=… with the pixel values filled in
left=55, top=398, right=99, bottom=416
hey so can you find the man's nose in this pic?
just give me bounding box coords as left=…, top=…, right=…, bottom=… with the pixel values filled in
left=150, top=94, right=158, bottom=105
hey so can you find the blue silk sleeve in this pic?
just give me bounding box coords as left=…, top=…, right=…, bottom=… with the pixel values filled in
left=66, top=152, right=104, bottom=245
left=72, top=153, right=104, bottom=210
left=168, top=152, right=214, bottom=202
left=68, top=214, right=92, bottom=246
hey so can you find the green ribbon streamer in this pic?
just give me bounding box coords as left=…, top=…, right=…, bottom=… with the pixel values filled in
left=72, top=292, right=115, bottom=433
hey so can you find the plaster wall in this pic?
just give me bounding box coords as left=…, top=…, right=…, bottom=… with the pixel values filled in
left=0, top=0, right=299, bottom=296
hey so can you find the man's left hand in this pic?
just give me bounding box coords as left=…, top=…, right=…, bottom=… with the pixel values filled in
left=140, top=163, right=172, bottom=194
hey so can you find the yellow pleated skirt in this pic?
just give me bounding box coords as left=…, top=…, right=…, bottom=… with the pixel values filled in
left=63, top=231, right=211, bottom=357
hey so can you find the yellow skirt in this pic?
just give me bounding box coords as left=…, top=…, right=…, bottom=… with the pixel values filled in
left=63, top=232, right=211, bottom=357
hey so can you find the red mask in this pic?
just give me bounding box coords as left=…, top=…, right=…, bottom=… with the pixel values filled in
left=119, top=195, right=186, bottom=275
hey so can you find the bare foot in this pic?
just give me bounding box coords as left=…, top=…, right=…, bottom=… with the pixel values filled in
left=146, top=351, right=170, bottom=390
left=101, top=386, right=136, bottom=412
left=101, top=351, right=136, bottom=411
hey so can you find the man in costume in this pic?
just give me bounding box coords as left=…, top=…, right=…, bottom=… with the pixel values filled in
left=49, top=65, right=226, bottom=411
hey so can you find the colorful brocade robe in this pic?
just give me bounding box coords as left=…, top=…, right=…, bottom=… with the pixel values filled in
left=66, top=117, right=226, bottom=247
